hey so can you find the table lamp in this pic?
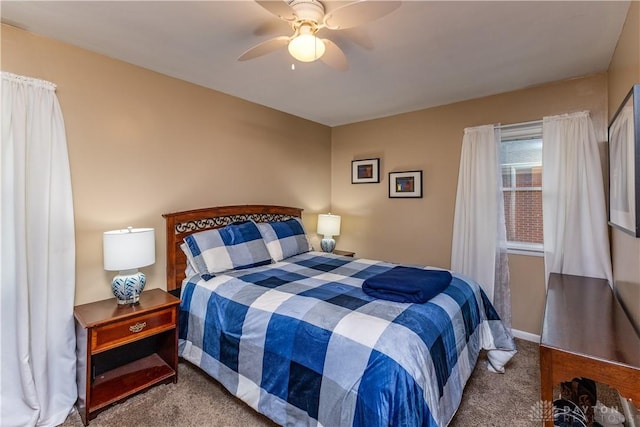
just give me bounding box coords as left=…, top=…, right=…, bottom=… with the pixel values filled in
left=317, top=213, right=341, bottom=253
left=103, top=227, right=155, bottom=305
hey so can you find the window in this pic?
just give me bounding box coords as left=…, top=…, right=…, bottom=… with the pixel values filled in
left=500, top=123, right=543, bottom=255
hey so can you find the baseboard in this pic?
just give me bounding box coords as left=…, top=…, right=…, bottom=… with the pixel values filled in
left=511, top=328, right=540, bottom=343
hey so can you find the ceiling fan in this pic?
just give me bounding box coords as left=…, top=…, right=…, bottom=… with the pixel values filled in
left=238, top=0, right=401, bottom=71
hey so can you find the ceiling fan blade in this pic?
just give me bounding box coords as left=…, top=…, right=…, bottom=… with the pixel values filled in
left=238, top=36, right=290, bottom=61
left=324, top=1, right=401, bottom=30
left=253, top=18, right=290, bottom=37
left=321, top=39, right=348, bottom=71
left=256, top=1, right=297, bottom=21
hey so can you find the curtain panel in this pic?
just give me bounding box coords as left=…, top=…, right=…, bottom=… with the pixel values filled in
left=451, top=124, right=512, bottom=330
left=542, top=111, right=613, bottom=285
left=1, top=72, right=77, bottom=426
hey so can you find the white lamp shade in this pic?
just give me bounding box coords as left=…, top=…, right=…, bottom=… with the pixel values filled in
left=317, top=214, right=341, bottom=237
left=103, top=227, right=155, bottom=271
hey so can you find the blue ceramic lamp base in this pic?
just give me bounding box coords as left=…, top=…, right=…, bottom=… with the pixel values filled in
left=112, top=269, right=146, bottom=305
left=320, top=237, right=336, bottom=253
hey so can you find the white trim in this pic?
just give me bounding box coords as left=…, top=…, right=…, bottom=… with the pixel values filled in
left=511, top=329, right=540, bottom=343
left=507, top=248, right=544, bottom=257
left=503, top=187, right=542, bottom=191
left=507, top=241, right=544, bottom=257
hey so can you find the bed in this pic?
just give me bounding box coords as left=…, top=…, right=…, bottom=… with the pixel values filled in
left=163, top=205, right=516, bottom=427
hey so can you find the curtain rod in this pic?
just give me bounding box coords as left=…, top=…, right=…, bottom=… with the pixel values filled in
left=498, top=119, right=542, bottom=130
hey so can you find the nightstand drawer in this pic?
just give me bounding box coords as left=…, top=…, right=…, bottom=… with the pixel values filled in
left=91, top=308, right=176, bottom=353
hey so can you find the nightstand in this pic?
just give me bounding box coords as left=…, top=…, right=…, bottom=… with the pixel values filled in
left=74, top=288, right=180, bottom=425
left=333, top=250, right=355, bottom=257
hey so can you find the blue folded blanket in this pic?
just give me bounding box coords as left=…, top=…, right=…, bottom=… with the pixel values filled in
left=362, top=266, right=452, bottom=304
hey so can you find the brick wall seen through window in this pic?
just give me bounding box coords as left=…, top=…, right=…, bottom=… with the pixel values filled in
left=500, top=125, right=543, bottom=250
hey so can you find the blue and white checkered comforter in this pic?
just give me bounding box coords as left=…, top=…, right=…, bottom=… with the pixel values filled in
left=179, top=252, right=515, bottom=427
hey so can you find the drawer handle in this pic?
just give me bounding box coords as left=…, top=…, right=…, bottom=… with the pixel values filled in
left=129, top=321, right=147, bottom=333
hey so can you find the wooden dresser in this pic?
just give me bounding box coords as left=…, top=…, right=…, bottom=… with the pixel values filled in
left=540, top=273, right=640, bottom=426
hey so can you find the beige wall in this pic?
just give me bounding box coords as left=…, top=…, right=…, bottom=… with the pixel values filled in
left=2, top=24, right=332, bottom=305
left=332, top=73, right=609, bottom=336
left=3, top=16, right=628, bottom=336
left=607, top=1, right=640, bottom=332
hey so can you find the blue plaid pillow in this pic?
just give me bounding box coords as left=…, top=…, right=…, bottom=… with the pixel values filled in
left=180, top=243, right=200, bottom=277
left=183, top=220, right=272, bottom=274
left=256, top=218, right=312, bottom=262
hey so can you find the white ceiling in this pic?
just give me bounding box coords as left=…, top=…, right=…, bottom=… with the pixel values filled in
left=1, top=1, right=631, bottom=126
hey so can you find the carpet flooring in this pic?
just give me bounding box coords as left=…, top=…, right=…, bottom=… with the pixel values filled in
left=58, top=338, right=621, bottom=426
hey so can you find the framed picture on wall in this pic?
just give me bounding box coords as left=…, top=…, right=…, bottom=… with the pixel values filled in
left=352, top=158, right=380, bottom=184
left=389, top=170, right=422, bottom=198
left=608, top=83, right=640, bottom=237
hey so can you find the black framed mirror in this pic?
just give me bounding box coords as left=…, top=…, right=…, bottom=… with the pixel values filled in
left=608, top=83, right=640, bottom=237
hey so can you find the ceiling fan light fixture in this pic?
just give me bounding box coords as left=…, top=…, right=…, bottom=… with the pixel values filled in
left=288, top=28, right=325, bottom=62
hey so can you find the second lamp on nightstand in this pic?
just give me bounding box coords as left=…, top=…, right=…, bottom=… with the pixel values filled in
left=317, top=213, right=341, bottom=253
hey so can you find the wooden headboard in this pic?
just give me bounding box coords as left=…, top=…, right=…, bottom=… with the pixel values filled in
left=162, top=205, right=304, bottom=293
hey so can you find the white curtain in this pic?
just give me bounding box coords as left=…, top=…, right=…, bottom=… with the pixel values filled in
left=542, top=111, right=613, bottom=285
left=451, top=124, right=511, bottom=329
left=1, top=72, right=76, bottom=426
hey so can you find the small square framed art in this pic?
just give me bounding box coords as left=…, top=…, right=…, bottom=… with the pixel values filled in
left=389, top=170, right=422, bottom=198
left=351, top=158, right=380, bottom=184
